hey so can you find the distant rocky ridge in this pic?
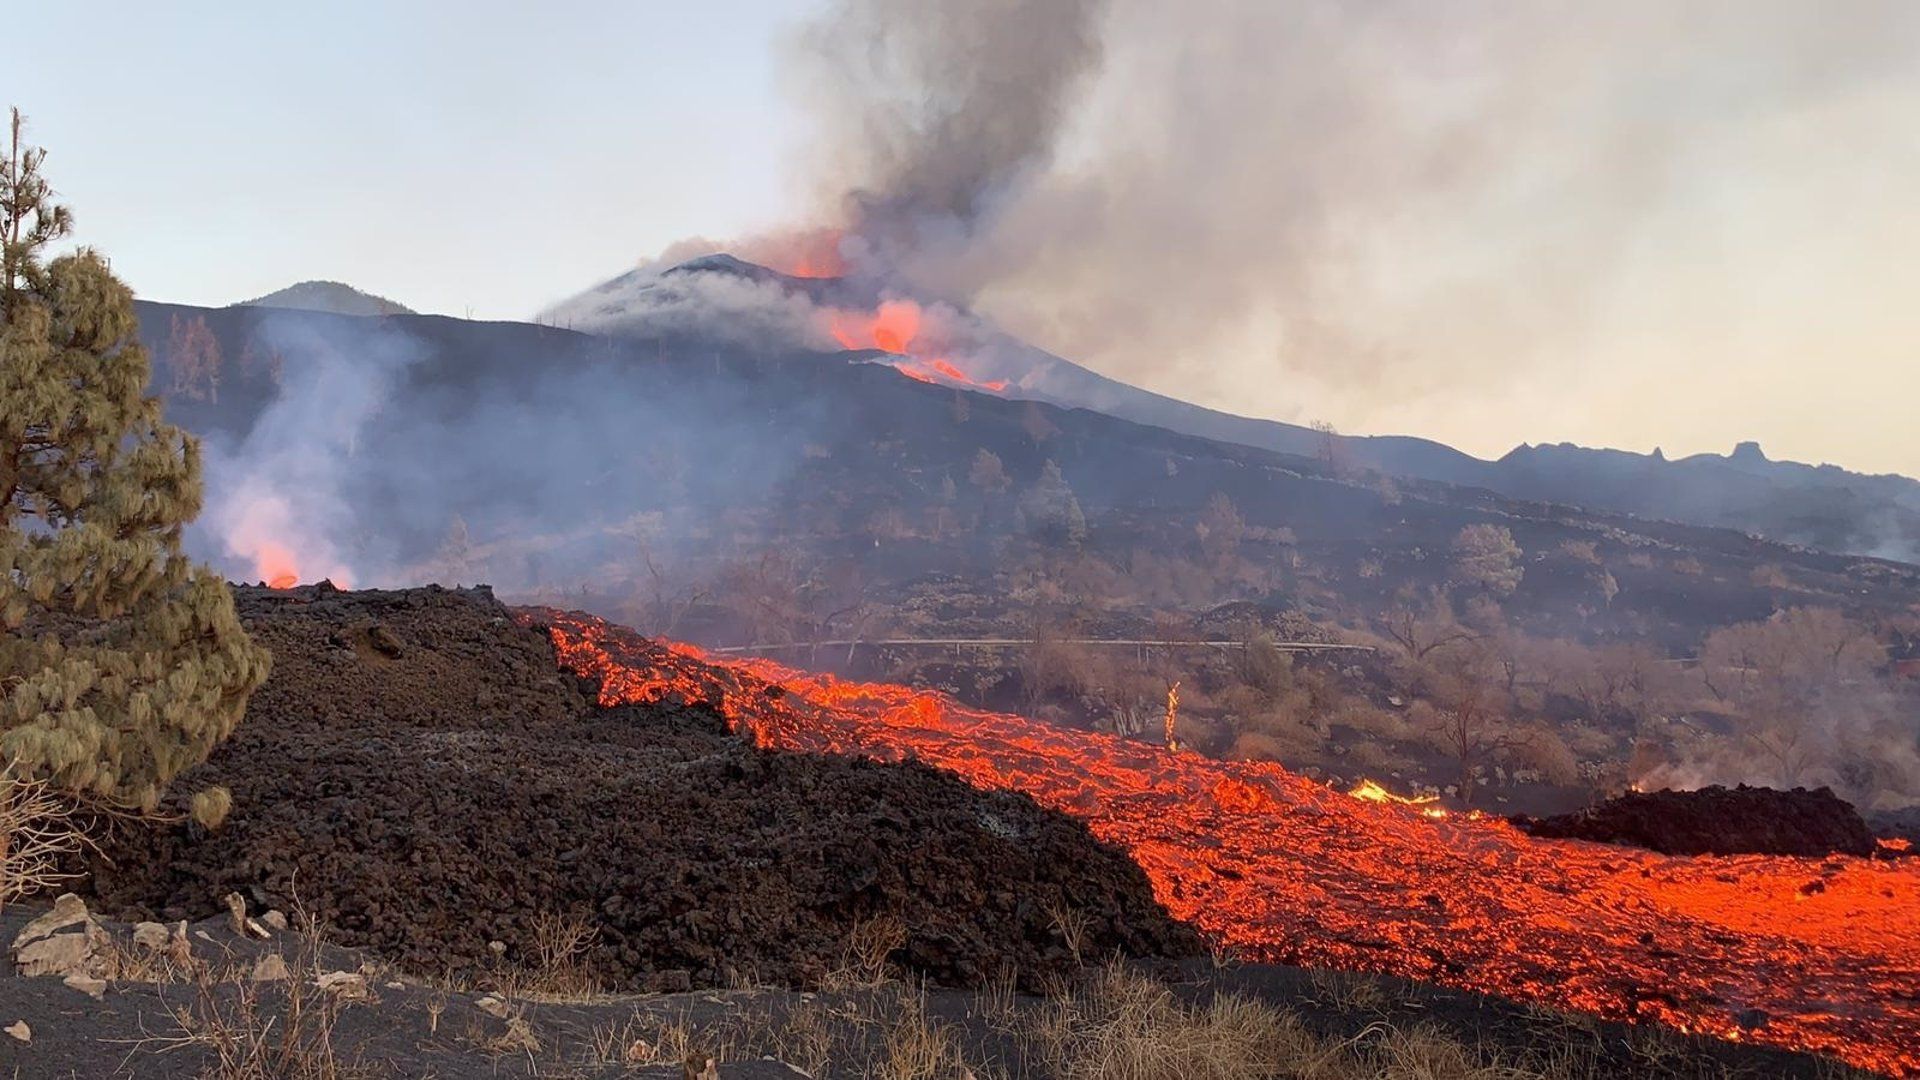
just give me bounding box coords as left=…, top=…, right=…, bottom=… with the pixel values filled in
left=238, top=280, right=414, bottom=317
left=549, top=254, right=1920, bottom=563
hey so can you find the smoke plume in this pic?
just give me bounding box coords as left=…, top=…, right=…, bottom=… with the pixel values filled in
left=780, top=0, right=1920, bottom=468
left=784, top=0, right=1111, bottom=289
left=196, top=314, right=425, bottom=588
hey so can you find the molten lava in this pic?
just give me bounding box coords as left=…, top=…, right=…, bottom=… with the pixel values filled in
left=256, top=542, right=300, bottom=590
left=825, top=299, right=1009, bottom=393
left=1349, top=778, right=1448, bottom=820
left=530, top=609, right=1920, bottom=1077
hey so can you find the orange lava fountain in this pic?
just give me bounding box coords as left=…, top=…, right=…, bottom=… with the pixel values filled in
left=256, top=542, right=300, bottom=590
left=530, top=609, right=1920, bottom=1076
left=826, top=299, right=1009, bottom=393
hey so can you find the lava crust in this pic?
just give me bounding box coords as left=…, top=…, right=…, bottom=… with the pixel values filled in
left=1512, top=784, right=1880, bottom=857
left=85, top=584, right=1199, bottom=991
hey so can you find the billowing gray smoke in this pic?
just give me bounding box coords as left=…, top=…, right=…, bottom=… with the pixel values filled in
left=786, top=0, right=1110, bottom=289
left=783, top=0, right=1920, bottom=474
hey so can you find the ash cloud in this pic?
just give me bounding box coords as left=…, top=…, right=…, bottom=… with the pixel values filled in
left=782, top=0, right=1920, bottom=467
left=783, top=0, right=1111, bottom=289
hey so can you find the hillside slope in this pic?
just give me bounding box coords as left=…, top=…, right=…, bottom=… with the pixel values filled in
left=549, top=256, right=1920, bottom=560
left=131, top=297, right=1920, bottom=657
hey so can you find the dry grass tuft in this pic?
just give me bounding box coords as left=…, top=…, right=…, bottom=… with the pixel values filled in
left=1031, top=963, right=1316, bottom=1080
left=1027, top=964, right=1578, bottom=1080
left=1307, top=967, right=1392, bottom=1013
left=135, top=970, right=368, bottom=1080
left=875, top=990, right=974, bottom=1080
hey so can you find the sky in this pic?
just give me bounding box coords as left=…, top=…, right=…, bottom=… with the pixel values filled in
left=12, top=1, right=1920, bottom=477
left=11, top=1, right=813, bottom=317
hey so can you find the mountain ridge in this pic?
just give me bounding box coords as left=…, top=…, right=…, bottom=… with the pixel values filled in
left=546, top=254, right=1920, bottom=561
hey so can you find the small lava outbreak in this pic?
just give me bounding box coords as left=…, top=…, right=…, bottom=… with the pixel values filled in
left=825, top=298, right=1009, bottom=392
left=530, top=609, right=1920, bottom=1078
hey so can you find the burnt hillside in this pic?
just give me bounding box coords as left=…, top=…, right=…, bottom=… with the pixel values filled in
left=134, top=299, right=1920, bottom=654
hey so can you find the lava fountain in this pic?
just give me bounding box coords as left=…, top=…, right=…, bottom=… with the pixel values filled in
left=825, top=298, right=1009, bottom=393
left=256, top=542, right=300, bottom=590
left=528, top=609, right=1920, bottom=1077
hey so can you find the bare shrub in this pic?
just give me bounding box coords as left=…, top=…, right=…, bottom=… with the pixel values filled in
left=1558, top=540, right=1601, bottom=565
left=1508, top=728, right=1582, bottom=786
left=1229, top=727, right=1317, bottom=765
left=822, top=914, right=909, bottom=991
left=0, top=773, right=84, bottom=910
left=1334, top=703, right=1412, bottom=743
left=495, top=910, right=604, bottom=1001
left=1341, top=739, right=1398, bottom=775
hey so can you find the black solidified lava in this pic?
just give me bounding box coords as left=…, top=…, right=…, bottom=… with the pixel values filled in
left=85, top=584, right=1200, bottom=992
left=1511, top=784, right=1877, bottom=857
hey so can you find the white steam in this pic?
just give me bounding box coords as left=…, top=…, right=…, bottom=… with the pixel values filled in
left=195, top=315, right=425, bottom=588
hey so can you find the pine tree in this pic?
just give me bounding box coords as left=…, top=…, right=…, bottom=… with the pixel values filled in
left=1, top=109, right=269, bottom=823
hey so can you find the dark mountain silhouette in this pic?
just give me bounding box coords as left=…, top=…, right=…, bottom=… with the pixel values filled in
left=239, top=280, right=415, bottom=317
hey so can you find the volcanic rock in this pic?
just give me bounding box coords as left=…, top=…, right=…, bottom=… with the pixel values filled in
left=1511, top=784, right=1877, bottom=857
left=85, top=584, right=1198, bottom=992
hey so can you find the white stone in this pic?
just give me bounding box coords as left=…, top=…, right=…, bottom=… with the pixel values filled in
left=250, top=954, right=291, bottom=982
left=62, top=974, right=106, bottom=1000
left=15, top=933, right=91, bottom=978
left=13, top=894, right=90, bottom=949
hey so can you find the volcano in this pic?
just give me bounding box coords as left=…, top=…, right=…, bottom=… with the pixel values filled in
left=544, top=253, right=1920, bottom=561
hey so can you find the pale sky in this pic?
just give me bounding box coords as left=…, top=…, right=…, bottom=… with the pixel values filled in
left=13, top=2, right=1920, bottom=477
left=12, top=1, right=815, bottom=318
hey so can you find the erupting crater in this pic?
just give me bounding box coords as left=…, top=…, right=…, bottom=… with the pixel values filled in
left=529, top=609, right=1920, bottom=1077
left=825, top=298, right=1009, bottom=393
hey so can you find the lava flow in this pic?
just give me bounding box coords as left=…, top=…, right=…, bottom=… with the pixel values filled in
left=530, top=609, right=1920, bottom=1077
left=825, top=299, right=1009, bottom=393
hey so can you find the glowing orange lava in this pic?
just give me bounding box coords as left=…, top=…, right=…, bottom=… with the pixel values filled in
left=1349, top=778, right=1449, bottom=819
left=825, top=300, right=1008, bottom=393
left=257, top=542, right=300, bottom=589
left=528, top=610, right=1920, bottom=1077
